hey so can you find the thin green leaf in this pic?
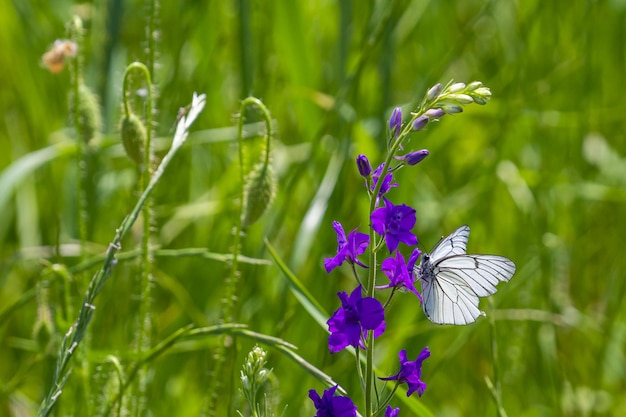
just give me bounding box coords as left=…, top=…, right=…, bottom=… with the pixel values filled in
left=264, top=238, right=329, bottom=330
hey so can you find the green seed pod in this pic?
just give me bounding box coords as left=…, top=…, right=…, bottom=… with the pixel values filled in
left=241, top=162, right=276, bottom=227
left=120, top=112, right=147, bottom=166
left=74, top=83, right=102, bottom=144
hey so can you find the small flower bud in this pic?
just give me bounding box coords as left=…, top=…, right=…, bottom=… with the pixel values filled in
left=257, top=369, right=270, bottom=385
left=447, top=94, right=474, bottom=104
left=242, top=162, right=277, bottom=227
left=389, top=106, right=402, bottom=137
left=72, top=84, right=102, bottom=144
left=424, top=108, right=445, bottom=120
left=426, top=83, right=443, bottom=101
left=447, top=82, right=466, bottom=93
left=120, top=112, right=147, bottom=166
left=440, top=104, right=463, bottom=114
left=356, top=154, right=372, bottom=177
left=474, top=87, right=491, bottom=97
left=470, top=87, right=492, bottom=105
left=471, top=96, right=488, bottom=105
left=240, top=373, right=251, bottom=391
left=466, top=81, right=483, bottom=91
left=405, top=149, right=429, bottom=165
left=412, top=115, right=429, bottom=131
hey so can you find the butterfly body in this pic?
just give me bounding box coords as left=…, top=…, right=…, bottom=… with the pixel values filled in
left=415, top=225, right=516, bottom=325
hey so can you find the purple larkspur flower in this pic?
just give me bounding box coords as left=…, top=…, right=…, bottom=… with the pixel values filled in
left=407, top=248, right=422, bottom=281
left=371, top=163, right=398, bottom=201
left=405, top=150, right=429, bottom=165
left=327, top=285, right=385, bottom=353
left=412, top=115, right=429, bottom=131
left=384, top=405, right=400, bottom=417
left=427, top=83, right=443, bottom=101
left=389, top=107, right=402, bottom=137
left=324, top=221, right=369, bottom=273
left=394, top=149, right=429, bottom=166
left=424, top=108, right=445, bottom=120
left=378, top=251, right=421, bottom=299
left=370, top=198, right=418, bottom=253
left=380, top=347, right=431, bottom=397
left=356, top=154, right=372, bottom=178
left=309, top=385, right=357, bottom=417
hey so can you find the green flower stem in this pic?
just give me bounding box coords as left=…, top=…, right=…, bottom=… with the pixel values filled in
left=231, top=96, right=272, bottom=318
left=362, top=81, right=490, bottom=414
left=205, top=97, right=272, bottom=415
left=122, top=61, right=154, bottom=416
left=67, top=16, right=86, bottom=259
left=233, top=97, right=271, bottom=312
left=66, top=16, right=92, bottom=416
left=363, top=89, right=442, bottom=415
left=37, top=93, right=204, bottom=417
left=364, top=136, right=398, bottom=417
left=146, top=0, right=158, bottom=77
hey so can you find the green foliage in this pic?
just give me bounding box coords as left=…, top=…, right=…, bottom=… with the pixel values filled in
left=1, top=1, right=625, bottom=416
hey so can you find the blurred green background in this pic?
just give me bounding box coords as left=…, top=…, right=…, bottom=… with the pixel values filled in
left=1, top=0, right=625, bottom=416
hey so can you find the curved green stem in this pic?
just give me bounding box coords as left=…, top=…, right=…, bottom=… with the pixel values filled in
left=230, top=96, right=272, bottom=323
left=207, top=97, right=272, bottom=415
left=122, top=61, right=154, bottom=417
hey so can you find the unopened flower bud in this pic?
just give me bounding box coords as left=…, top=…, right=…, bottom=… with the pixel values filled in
left=426, top=83, right=443, bottom=101
left=73, top=84, right=102, bottom=144
left=242, top=162, right=277, bottom=227
left=466, top=81, right=483, bottom=91
left=447, top=94, right=474, bottom=104
left=412, top=115, right=429, bottom=131
left=240, top=373, right=251, bottom=391
left=474, top=87, right=491, bottom=97
left=389, top=107, right=402, bottom=137
left=120, top=112, right=147, bottom=166
left=447, top=82, right=466, bottom=93
left=424, top=108, right=445, bottom=120
left=440, top=104, right=463, bottom=114
left=405, top=149, right=429, bottom=165
left=470, top=87, right=492, bottom=105
left=356, top=154, right=372, bottom=177
left=257, top=369, right=270, bottom=385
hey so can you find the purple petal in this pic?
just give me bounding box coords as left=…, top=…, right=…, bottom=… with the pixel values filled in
left=384, top=406, right=400, bottom=417
left=407, top=248, right=422, bottom=278
left=329, top=395, right=357, bottom=417
left=332, top=221, right=347, bottom=247
left=370, top=207, right=387, bottom=236
left=412, top=116, right=429, bottom=131
left=384, top=234, right=400, bottom=253
left=357, top=297, right=385, bottom=330
left=309, top=389, right=323, bottom=408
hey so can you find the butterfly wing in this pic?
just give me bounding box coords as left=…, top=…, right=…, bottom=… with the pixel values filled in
left=419, top=225, right=516, bottom=325
left=428, top=225, right=470, bottom=261
left=420, top=261, right=484, bottom=325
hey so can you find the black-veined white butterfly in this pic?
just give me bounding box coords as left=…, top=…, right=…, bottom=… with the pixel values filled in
left=415, top=225, right=516, bottom=325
